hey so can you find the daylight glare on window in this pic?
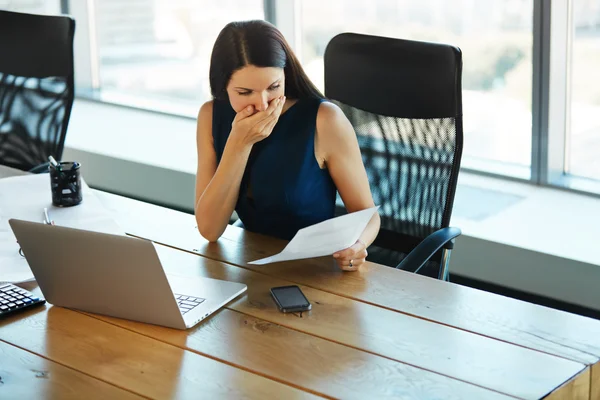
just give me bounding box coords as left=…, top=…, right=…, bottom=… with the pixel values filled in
left=301, top=0, right=533, bottom=170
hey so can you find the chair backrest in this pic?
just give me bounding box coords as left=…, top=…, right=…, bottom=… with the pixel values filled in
left=0, top=10, right=75, bottom=171
left=324, top=32, right=463, bottom=255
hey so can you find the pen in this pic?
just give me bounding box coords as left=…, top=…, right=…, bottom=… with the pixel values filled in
left=48, top=155, right=60, bottom=171
left=43, top=207, right=55, bottom=225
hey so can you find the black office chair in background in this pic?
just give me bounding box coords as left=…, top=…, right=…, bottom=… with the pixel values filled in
left=0, top=10, right=75, bottom=172
left=324, top=33, right=463, bottom=281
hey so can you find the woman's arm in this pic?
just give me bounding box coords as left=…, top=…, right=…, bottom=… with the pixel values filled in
left=194, top=101, right=251, bottom=242
left=195, top=97, right=286, bottom=242
left=316, top=101, right=381, bottom=270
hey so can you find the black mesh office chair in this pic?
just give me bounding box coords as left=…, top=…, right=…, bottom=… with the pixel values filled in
left=0, top=10, right=75, bottom=172
left=324, top=33, right=463, bottom=281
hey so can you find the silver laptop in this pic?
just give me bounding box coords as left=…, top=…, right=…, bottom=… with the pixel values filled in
left=9, top=219, right=247, bottom=330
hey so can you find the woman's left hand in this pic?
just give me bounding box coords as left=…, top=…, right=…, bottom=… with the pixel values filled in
left=333, top=240, right=368, bottom=271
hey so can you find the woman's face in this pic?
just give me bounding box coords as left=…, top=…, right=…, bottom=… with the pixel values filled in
left=226, top=65, right=285, bottom=114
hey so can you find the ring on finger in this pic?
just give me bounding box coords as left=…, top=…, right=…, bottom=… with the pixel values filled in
left=349, top=259, right=353, bottom=268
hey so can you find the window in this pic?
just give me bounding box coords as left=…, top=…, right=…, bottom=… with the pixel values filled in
left=569, top=0, right=600, bottom=181
left=7, top=0, right=598, bottom=195
left=0, top=0, right=59, bottom=14
left=90, top=0, right=264, bottom=114
left=299, top=0, right=534, bottom=176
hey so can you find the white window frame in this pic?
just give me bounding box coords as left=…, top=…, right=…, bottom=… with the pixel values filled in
left=67, top=0, right=100, bottom=92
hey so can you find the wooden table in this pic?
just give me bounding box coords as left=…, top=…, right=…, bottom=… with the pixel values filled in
left=1, top=165, right=599, bottom=399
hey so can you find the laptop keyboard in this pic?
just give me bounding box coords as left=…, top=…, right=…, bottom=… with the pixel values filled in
left=0, top=283, right=46, bottom=317
left=175, top=294, right=206, bottom=315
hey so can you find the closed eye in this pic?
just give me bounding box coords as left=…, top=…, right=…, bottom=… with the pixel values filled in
left=235, top=83, right=280, bottom=96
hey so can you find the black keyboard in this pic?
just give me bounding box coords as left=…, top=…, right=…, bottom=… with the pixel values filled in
left=174, top=293, right=205, bottom=315
left=0, top=283, right=46, bottom=317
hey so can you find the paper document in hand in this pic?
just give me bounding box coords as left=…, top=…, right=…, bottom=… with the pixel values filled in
left=248, top=206, right=379, bottom=265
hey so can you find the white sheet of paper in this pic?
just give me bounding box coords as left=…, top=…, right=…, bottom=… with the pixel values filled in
left=248, top=206, right=379, bottom=265
left=0, top=174, right=125, bottom=284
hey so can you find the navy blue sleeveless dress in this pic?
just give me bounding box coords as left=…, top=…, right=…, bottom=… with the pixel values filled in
left=212, top=98, right=336, bottom=240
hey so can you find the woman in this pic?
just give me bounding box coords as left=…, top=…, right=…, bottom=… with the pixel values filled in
left=195, top=20, right=380, bottom=271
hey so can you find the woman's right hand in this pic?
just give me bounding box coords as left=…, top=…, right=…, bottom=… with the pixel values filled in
left=229, top=96, right=286, bottom=148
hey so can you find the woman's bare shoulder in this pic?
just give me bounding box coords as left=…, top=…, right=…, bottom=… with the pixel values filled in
left=198, top=100, right=214, bottom=121
left=316, top=100, right=354, bottom=140
left=197, top=100, right=214, bottom=130
left=317, top=100, right=345, bottom=123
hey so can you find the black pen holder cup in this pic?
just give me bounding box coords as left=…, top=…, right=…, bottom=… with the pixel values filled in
left=49, top=162, right=82, bottom=207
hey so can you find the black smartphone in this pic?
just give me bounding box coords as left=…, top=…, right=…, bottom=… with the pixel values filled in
left=270, top=285, right=311, bottom=313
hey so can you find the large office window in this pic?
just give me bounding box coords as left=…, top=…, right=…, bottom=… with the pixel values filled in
left=0, top=0, right=59, bottom=14
left=5, top=0, right=597, bottom=194
left=92, top=0, right=264, bottom=111
left=299, top=0, right=533, bottom=175
left=570, top=0, right=600, bottom=181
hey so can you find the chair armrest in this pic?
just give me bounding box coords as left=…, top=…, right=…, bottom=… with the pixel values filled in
left=395, top=227, right=461, bottom=273
left=28, top=161, right=50, bottom=174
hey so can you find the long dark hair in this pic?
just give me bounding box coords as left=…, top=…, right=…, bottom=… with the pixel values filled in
left=209, top=20, right=323, bottom=101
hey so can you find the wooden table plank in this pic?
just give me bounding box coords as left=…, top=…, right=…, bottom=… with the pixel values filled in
left=118, top=244, right=582, bottom=400
left=0, top=340, right=142, bottom=399
left=0, top=305, right=319, bottom=400
left=97, top=191, right=600, bottom=368
left=86, top=308, right=512, bottom=400
left=592, top=362, right=600, bottom=400
left=543, top=368, right=590, bottom=400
